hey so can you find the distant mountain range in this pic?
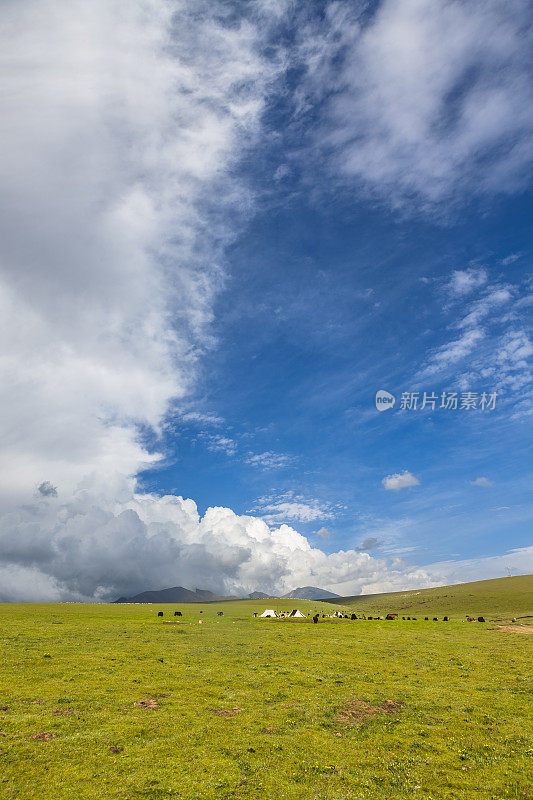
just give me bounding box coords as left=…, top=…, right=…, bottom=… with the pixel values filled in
left=115, top=587, right=239, bottom=604
left=115, top=585, right=340, bottom=603
left=281, top=586, right=341, bottom=600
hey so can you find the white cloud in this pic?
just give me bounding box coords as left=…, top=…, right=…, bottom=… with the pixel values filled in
left=382, top=471, right=420, bottom=491
left=0, top=0, right=281, bottom=511
left=501, top=253, right=521, bottom=266
left=2, top=475, right=530, bottom=601
left=245, top=451, right=297, bottom=470
left=274, top=164, right=291, bottom=181
left=206, top=436, right=238, bottom=457
left=422, top=328, right=485, bottom=375
left=448, top=268, right=488, bottom=296
left=299, top=0, right=533, bottom=210
left=470, top=477, right=494, bottom=487
left=456, top=287, right=512, bottom=329
left=420, top=546, right=533, bottom=589
left=0, top=475, right=397, bottom=600
left=418, top=269, right=531, bottom=394
left=179, top=411, right=225, bottom=427
left=250, top=492, right=335, bottom=524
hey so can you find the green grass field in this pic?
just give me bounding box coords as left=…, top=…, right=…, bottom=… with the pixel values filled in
left=327, top=574, right=533, bottom=618
left=0, top=578, right=532, bottom=800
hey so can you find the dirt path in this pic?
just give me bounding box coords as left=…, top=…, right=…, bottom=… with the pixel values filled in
left=496, top=625, right=533, bottom=634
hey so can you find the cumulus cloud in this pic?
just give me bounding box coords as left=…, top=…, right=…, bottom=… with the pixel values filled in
left=0, top=0, right=281, bottom=511
left=0, top=474, right=470, bottom=602
left=470, top=477, right=494, bottom=487
left=0, top=475, right=414, bottom=600
left=382, top=471, right=420, bottom=491
left=3, top=473, right=530, bottom=601
left=298, top=0, right=533, bottom=210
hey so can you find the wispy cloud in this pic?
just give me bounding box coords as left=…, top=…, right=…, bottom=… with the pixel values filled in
left=422, top=328, right=485, bottom=375
left=250, top=491, right=335, bottom=523
left=245, top=451, right=297, bottom=470
left=470, top=477, right=494, bottom=487
left=448, top=267, right=488, bottom=297
left=456, top=287, right=512, bottom=329
left=180, top=411, right=224, bottom=427
left=297, top=0, right=533, bottom=212
left=205, top=436, right=238, bottom=457
left=418, top=268, right=531, bottom=401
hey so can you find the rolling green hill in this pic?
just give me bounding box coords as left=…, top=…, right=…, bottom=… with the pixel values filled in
left=326, top=574, right=533, bottom=618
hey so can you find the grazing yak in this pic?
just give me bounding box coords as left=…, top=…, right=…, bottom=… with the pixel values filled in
left=217, top=612, right=224, bottom=616
left=313, top=614, right=319, bottom=624
left=157, top=612, right=163, bottom=617
left=174, top=611, right=182, bottom=617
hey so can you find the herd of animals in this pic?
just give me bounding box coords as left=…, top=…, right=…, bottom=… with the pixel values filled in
left=155, top=610, right=488, bottom=622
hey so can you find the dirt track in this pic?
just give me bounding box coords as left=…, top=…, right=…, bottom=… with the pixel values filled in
left=496, top=625, right=533, bottom=634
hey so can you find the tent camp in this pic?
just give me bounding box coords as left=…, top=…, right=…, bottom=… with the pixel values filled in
left=260, top=609, right=277, bottom=618
left=288, top=609, right=305, bottom=618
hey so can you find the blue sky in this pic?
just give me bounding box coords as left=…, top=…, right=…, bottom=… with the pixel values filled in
left=142, top=189, right=532, bottom=568
left=0, top=0, right=531, bottom=600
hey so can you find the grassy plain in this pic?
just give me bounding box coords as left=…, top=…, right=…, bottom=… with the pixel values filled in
left=328, top=575, right=533, bottom=618
left=0, top=578, right=532, bottom=800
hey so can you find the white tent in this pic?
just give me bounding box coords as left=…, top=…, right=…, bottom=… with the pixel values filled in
left=260, top=609, right=277, bottom=617
left=288, top=609, right=305, bottom=618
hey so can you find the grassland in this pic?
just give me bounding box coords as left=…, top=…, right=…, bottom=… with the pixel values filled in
left=0, top=580, right=532, bottom=800
left=327, top=575, right=533, bottom=618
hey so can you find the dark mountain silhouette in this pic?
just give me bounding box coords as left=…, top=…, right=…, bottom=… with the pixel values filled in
left=281, top=586, right=341, bottom=600
left=115, top=586, right=238, bottom=603
left=115, top=585, right=339, bottom=603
